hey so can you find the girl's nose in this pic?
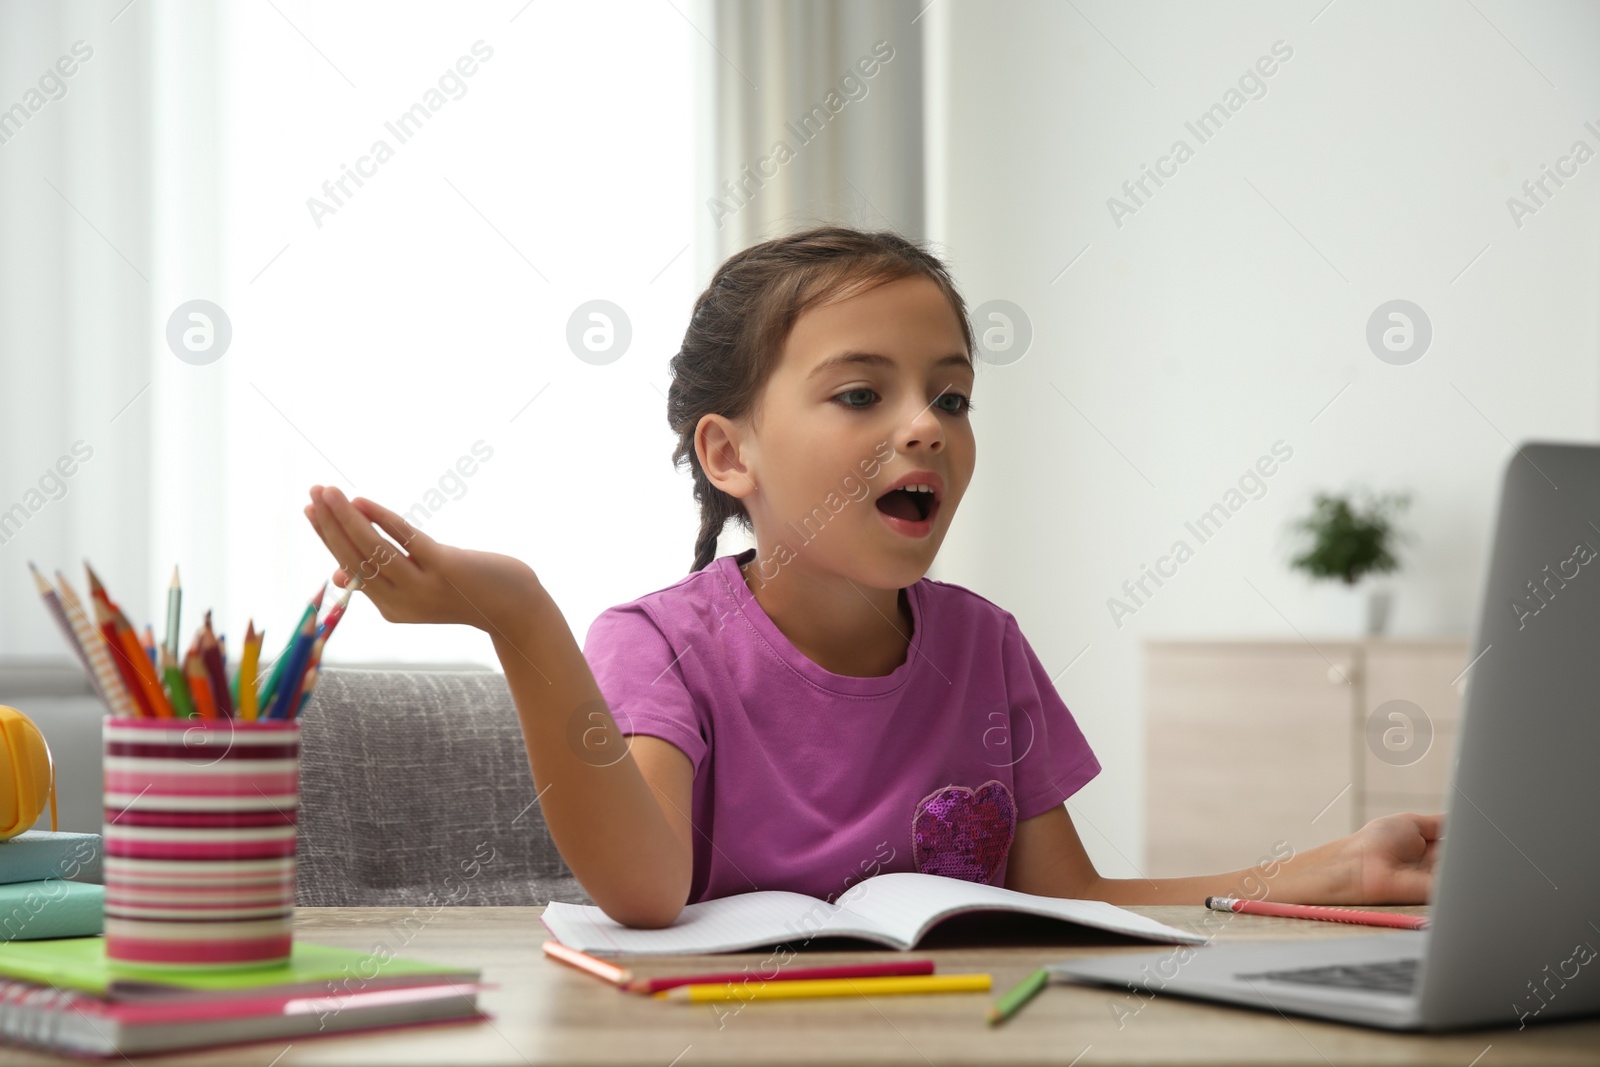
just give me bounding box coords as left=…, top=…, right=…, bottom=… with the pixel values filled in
left=896, top=395, right=946, bottom=452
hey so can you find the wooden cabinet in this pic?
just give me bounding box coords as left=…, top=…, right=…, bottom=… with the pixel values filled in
left=1143, top=639, right=1468, bottom=878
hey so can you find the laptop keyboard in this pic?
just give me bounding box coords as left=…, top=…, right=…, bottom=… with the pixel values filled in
left=1238, top=957, right=1421, bottom=996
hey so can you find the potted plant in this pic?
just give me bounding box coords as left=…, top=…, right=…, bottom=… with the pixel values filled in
left=1288, top=489, right=1413, bottom=635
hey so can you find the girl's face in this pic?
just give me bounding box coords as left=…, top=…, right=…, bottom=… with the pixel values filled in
left=728, top=273, right=977, bottom=590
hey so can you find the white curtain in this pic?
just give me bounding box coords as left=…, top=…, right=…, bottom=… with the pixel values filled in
left=0, top=1, right=161, bottom=658
left=697, top=0, right=926, bottom=276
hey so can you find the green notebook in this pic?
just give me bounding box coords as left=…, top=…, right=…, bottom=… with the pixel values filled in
left=0, top=936, right=477, bottom=997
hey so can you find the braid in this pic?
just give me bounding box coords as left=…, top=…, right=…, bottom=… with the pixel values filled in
left=666, top=225, right=977, bottom=574
left=690, top=480, right=738, bottom=573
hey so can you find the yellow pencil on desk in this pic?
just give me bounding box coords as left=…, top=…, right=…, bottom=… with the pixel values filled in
left=655, top=972, right=990, bottom=1002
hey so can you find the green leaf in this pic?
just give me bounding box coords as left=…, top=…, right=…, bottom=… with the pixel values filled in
left=1288, top=489, right=1411, bottom=585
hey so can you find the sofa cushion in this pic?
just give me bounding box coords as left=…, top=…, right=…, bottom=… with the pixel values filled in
left=295, top=667, right=592, bottom=907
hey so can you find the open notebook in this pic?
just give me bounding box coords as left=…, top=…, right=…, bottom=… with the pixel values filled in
left=541, top=872, right=1208, bottom=955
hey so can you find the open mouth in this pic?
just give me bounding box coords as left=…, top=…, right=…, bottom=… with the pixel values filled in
left=874, top=486, right=938, bottom=524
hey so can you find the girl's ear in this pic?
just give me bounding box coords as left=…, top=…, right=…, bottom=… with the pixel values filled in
left=695, top=414, right=755, bottom=501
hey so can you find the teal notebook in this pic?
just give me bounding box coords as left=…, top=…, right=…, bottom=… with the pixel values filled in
left=0, top=830, right=102, bottom=885
left=0, top=936, right=478, bottom=997
left=0, top=881, right=103, bottom=941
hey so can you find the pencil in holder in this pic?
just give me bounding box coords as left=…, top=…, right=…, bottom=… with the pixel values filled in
left=102, top=716, right=299, bottom=968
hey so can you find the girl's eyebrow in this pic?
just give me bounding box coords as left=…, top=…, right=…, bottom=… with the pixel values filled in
left=807, top=351, right=975, bottom=378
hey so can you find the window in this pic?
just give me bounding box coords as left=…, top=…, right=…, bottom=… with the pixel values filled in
left=4, top=1, right=703, bottom=668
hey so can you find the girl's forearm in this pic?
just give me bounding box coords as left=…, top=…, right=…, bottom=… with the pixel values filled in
left=1084, top=840, right=1339, bottom=906
left=487, top=587, right=691, bottom=927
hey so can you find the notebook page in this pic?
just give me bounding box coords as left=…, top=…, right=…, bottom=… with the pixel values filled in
left=541, top=891, right=900, bottom=956
left=832, top=873, right=1207, bottom=946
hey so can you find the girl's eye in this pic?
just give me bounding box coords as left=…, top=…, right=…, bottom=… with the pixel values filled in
left=832, top=388, right=975, bottom=414
left=834, top=388, right=877, bottom=409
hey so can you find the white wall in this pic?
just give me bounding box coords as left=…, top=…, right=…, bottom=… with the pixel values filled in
left=926, top=0, right=1600, bottom=876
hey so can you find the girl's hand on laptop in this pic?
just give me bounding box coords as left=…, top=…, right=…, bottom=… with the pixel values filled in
left=303, top=484, right=542, bottom=633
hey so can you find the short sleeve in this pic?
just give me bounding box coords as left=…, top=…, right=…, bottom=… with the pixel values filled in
left=1001, top=615, right=1102, bottom=820
left=581, top=604, right=708, bottom=774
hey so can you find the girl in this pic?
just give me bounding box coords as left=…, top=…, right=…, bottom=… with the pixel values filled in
left=303, top=226, right=1441, bottom=929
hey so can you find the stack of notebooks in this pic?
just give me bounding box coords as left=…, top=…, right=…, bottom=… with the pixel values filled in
left=0, top=832, right=104, bottom=943
left=0, top=938, right=486, bottom=1058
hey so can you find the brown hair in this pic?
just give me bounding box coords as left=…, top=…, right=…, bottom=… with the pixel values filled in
left=667, top=225, right=977, bottom=573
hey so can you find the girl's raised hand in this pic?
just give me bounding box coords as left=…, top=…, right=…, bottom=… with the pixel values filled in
left=303, top=484, right=540, bottom=633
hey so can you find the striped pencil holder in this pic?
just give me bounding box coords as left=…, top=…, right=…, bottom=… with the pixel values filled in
left=102, top=716, right=299, bottom=968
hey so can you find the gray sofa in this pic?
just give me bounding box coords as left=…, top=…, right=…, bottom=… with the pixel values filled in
left=296, top=668, right=594, bottom=908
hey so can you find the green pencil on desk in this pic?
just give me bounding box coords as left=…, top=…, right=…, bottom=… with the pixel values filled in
left=988, top=966, right=1050, bottom=1025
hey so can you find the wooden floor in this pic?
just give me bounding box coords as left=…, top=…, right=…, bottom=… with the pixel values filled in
left=8, top=904, right=1600, bottom=1065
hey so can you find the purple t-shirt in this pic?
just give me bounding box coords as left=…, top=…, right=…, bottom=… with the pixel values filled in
left=581, top=549, right=1101, bottom=905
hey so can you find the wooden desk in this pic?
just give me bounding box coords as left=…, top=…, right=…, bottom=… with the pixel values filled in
left=10, top=906, right=1600, bottom=1065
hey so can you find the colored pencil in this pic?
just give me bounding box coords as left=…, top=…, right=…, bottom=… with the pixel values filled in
left=115, top=610, right=175, bottom=719
left=258, top=586, right=325, bottom=714
left=85, top=565, right=149, bottom=716
left=987, top=966, right=1050, bottom=1025
left=626, top=959, right=937, bottom=995
left=54, top=570, right=138, bottom=718
left=265, top=609, right=318, bottom=720
left=318, top=585, right=353, bottom=641
left=29, top=563, right=108, bottom=706
left=292, top=660, right=322, bottom=718
left=111, top=618, right=159, bottom=717
left=161, top=646, right=197, bottom=719
left=89, top=594, right=153, bottom=717
left=657, top=973, right=991, bottom=1002
left=87, top=565, right=175, bottom=719
left=184, top=646, right=218, bottom=720
left=238, top=622, right=262, bottom=721
left=286, top=634, right=325, bottom=715
left=36, top=565, right=353, bottom=722
left=541, top=941, right=632, bottom=986
left=297, top=586, right=349, bottom=718
left=199, top=611, right=234, bottom=718
left=164, top=566, right=181, bottom=659
left=1204, top=897, right=1429, bottom=930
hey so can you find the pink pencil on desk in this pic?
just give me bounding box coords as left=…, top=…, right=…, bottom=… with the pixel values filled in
left=543, top=941, right=632, bottom=986
left=1205, top=896, right=1429, bottom=930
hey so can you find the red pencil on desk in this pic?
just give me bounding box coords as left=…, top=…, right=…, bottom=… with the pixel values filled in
left=1205, top=897, right=1429, bottom=930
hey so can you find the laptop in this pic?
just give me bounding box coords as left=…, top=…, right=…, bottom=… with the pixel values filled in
left=1051, top=441, right=1600, bottom=1031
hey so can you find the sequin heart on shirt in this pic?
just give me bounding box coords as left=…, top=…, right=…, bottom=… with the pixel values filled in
left=911, top=780, right=1016, bottom=885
